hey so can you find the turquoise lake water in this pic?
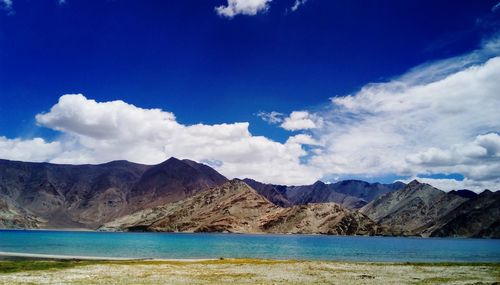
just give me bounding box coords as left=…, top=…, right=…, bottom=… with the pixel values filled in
left=0, top=230, right=499, bottom=262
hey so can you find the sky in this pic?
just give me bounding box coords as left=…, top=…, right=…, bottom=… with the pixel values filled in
left=0, top=0, right=499, bottom=191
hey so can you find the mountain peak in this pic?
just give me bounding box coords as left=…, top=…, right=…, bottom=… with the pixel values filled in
left=407, top=179, right=422, bottom=187
left=160, top=157, right=182, bottom=164
left=312, top=180, right=326, bottom=187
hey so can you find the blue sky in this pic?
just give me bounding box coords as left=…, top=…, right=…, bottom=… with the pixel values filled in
left=1, top=0, right=499, bottom=190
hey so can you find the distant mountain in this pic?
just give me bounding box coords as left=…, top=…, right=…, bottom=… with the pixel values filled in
left=242, top=178, right=291, bottom=207
left=243, top=179, right=404, bottom=209
left=329, top=180, right=406, bottom=202
left=101, top=180, right=383, bottom=235
left=0, top=158, right=227, bottom=229
left=285, top=181, right=368, bottom=209
left=448, top=189, right=478, bottom=199
left=360, top=180, right=470, bottom=235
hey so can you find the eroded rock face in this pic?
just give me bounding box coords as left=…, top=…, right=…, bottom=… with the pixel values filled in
left=242, top=179, right=405, bottom=210
left=359, top=180, right=497, bottom=237
left=262, top=203, right=382, bottom=235
left=0, top=158, right=227, bottom=229
left=0, top=197, right=42, bottom=228
left=428, top=190, right=500, bottom=238
left=100, top=180, right=382, bottom=236
left=242, top=178, right=291, bottom=207
left=329, top=180, right=406, bottom=202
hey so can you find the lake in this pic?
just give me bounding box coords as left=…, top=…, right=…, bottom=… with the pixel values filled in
left=0, top=230, right=499, bottom=262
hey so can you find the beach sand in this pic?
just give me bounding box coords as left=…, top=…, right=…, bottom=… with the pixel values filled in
left=0, top=257, right=499, bottom=284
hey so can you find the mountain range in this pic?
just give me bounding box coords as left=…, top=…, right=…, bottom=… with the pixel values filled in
left=0, top=158, right=498, bottom=238
left=100, top=180, right=383, bottom=235
left=360, top=180, right=499, bottom=238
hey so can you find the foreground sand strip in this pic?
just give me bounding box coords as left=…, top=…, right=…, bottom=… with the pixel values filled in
left=0, top=258, right=498, bottom=285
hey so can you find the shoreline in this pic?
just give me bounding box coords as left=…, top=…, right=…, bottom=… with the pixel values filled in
left=0, top=251, right=215, bottom=262
left=0, top=251, right=499, bottom=265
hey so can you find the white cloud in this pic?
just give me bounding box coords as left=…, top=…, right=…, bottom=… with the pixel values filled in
left=407, top=133, right=500, bottom=168
left=280, top=111, right=323, bottom=131
left=257, top=111, right=284, bottom=124
left=1, top=94, right=321, bottom=185
left=290, top=0, right=307, bottom=12
left=0, top=0, right=12, bottom=12
left=1, top=38, right=499, bottom=191
left=286, top=134, right=321, bottom=146
left=305, top=38, right=500, bottom=191
left=216, top=0, right=271, bottom=18
left=0, top=137, right=61, bottom=162
left=399, top=177, right=499, bottom=192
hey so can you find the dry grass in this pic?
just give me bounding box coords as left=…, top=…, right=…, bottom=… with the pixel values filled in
left=0, top=259, right=498, bottom=284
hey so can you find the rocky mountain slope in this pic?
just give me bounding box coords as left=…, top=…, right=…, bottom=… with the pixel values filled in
left=243, top=178, right=404, bottom=209
left=0, top=197, right=42, bottom=228
left=285, top=181, right=368, bottom=209
left=329, top=180, right=406, bottom=202
left=359, top=180, right=500, bottom=237
left=101, top=180, right=383, bottom=235
left=426, top=190, right=500, bottom=238
left=0, top=158, right=227, bottom=228
left=242, top=178, right=290, bottom=207
left=0, top=158, right=497, bottom=238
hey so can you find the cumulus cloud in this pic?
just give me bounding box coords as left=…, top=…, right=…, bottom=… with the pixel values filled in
left=305, top=38, right=500, bottom=191
left=257, top=111, right=284, bottom=124
left=2, top=94, right=321, bottom=185
left=1, top=38, right=499, bottom=191
left=407, top=133, right=500, bottom=167
left=280, top=111, right=323, bottom=131
left=0, top=137, right=61, bottom=162
left=286, top=134, right=321, bottom=146
left=216, top=0, right=271, bottom=18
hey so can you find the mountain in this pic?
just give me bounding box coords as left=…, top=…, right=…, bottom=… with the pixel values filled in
left=261, top=203, right=382, bottom=235
left=285, top=181, right=368, bottom=209
left=242, top=179, right=404, bottom=209
left=101, top=180, right=383, bottom=235
left=426, top=190, right=500, bottom=238
left=0, top=158, right=227, bottom=228
left=242, top=178, right=291, bottom=207
left=447, top=189, right=478, bottom=199
left=0, top=196, right=42, bottom=228
left=1, top=158, right=498, bottom=238
left=329, top=180, right=406, bottom=202
left=360, top=180, right=470, bottom=235
left=243, top=179, right=368, bottom=209
left=127, top=158, right=227, bottom=212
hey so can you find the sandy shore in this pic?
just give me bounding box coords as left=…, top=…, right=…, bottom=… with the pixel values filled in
left=0, top=251, right=138, bottom=261
left=0, top=257, right=498, bottom=284
left=0, top=251, right=213, bottom=262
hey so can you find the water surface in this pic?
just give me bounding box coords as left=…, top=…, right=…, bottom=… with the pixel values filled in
left=0, top=230, right=499, bottom=262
